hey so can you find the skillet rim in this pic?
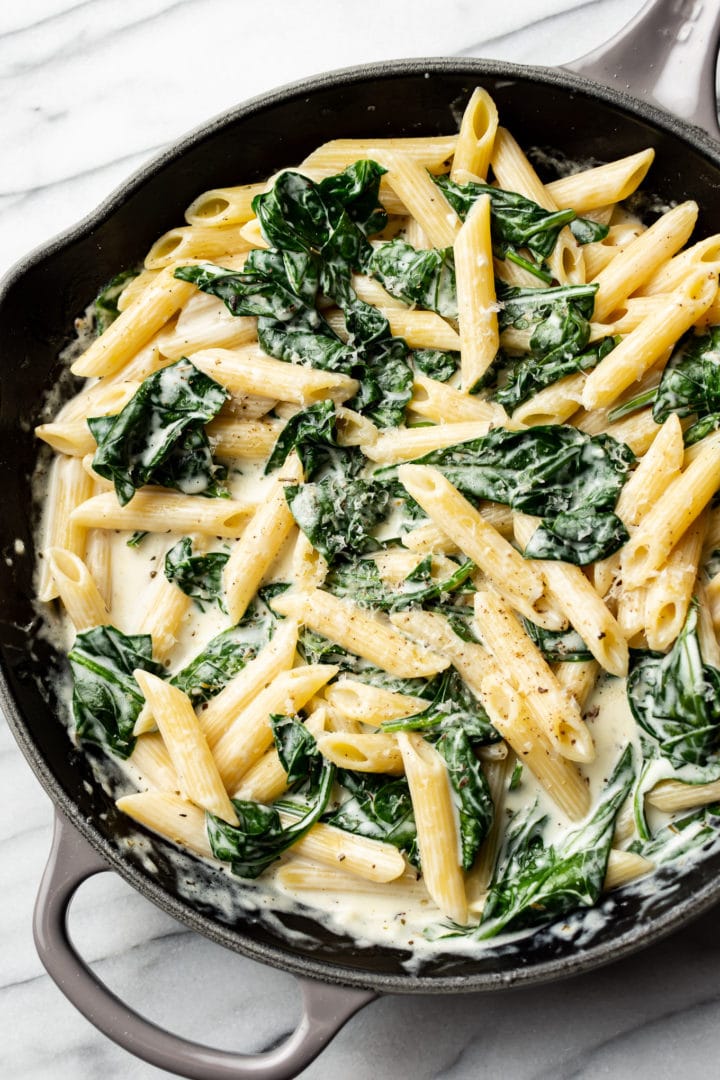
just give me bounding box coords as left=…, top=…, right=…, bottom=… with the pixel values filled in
left=3, top=54, right=720, bottom=995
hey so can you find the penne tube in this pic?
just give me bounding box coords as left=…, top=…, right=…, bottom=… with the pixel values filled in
left=646, top=778, right=720, bottom=813
left=316, top=731, right=404, bottom=775
left=84, top=524, right=112, bottom=607
left=71, top=268, right=196, bottom=378
left=137, top=564, right=192, bottom=663
left=479, top=670, right=590, bottom=820
left=270, top=588, right=450, bottom=679
left=129, top=732, right=180, bottom=793
left=211, top=665, right=339, bottom=791
left=38, top=455, right=94, bottom=602
left=116, top=268, right=160, bottom=311
left=301, top=136, right=458, bottom=176
left=582, top=269, right=717, bottom=410
left=198, top=619, right=299, bottom=748
left=326, top=301, right=461, bottom=352
left=410, top=373, right=507, bottom=426
left=454, top=194, right=500, bottom=390
left=207, top=417, right=283, bottom=460
left=545, top=149, right=655, bottom=213
left=389, top=608, right=490, bottom=698
left=513, top=372, right=584, bottom=427
left=371, top=150, right=461, bottom=249
left=276, top=861, right=427, bottom=896
left=553, top=660, right=600, bottom=710
left=604, top=849, right=653, bottom=891
left=451, top=87, right=499, bottom=182
left=145, top=225, right=254, bottom=270
left=616, top=413, right=685, bottom=526
left=223, top=462, right=301, bottom=624
left=285, top=817, right=406, bottom=883
left=46, top=547, right=110, bottom=632
left=70, top=489, right=256, bottom=538
left=643, top=515, right=706, bottom=652
left=591, top=200, right=699, bottom=322
left=55, top=375, right=142, bottom=426
left=513, top=514, right=628, bottom=677
left=156, top=293, right=257, bottom=361
left=133, top=671, right=238, bottom=824
left=473, top=590, right=594, bottom=763
left=291, top=529, right=328, bottom=590
left=695, top=580, right=720, bottom=668
left=117, top=791, right=214, bottom=858
left=323, top=679, right=427, bottom=726
left=397, top=732, right=468, bottom=924
left=398, top=465, right=549, bottom=626
left=362, top=420, right=495, bottom=464
left=622, top=436, right=720, bottom=587
left=185, top=182, right=268, bottom=227
left=190, top=346, right=358, bottom=405
left=639, top=234, right=720, bottom=296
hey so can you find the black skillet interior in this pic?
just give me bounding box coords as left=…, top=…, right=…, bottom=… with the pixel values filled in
left=3, top=59, right=720, bottom=994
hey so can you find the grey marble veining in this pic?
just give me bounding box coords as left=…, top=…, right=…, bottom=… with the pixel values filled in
left=4, top=1, right=720, bottom=1077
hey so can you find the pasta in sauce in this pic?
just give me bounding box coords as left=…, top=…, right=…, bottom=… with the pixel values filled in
left=34, top=88, right=720, bottom=953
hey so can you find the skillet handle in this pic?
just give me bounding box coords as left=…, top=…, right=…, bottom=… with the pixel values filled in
left=565, top=0, right=720, bottom=140
left=33, top=809, right=376, bottom=1080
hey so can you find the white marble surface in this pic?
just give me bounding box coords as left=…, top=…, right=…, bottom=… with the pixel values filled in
left=4, top=1, right=720, bottom=1077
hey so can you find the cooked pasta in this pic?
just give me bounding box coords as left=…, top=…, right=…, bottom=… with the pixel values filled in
left=34, top=86, right=720, bottom=955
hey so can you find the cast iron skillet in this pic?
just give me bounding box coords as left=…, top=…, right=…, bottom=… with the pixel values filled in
left=2, top=1, right=720, bottom=1076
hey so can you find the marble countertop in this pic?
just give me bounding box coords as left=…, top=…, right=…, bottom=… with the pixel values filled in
left=4, top=1, right=720, bottom=1076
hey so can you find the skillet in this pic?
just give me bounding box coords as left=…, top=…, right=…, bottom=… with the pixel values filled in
left=2, top=0, right=720, bottom=1076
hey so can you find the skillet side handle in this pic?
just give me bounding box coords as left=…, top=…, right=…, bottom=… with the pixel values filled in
left=565, top=0, right=720, bottom=141
left=33, top=809, right=376, bottom=1080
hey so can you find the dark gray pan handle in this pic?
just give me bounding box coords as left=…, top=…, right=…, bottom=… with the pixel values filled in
left=33, top=809, right=376, bottom=1080
left=566, top=0, right=720, bottom=140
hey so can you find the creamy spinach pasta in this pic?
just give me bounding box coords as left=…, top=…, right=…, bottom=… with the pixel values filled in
left=35, top=87, right=720, bottom=951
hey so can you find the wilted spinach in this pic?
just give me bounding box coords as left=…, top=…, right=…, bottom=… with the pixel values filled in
left=270, top=714, right=324, bottom=789
left=90, top=269, right=139, bottom=335
left=171, top=595, right=277, bottom=702
left=164, top=537, right=228, bottom=611
left=522, top=619, right=593, bottom=662
left=494, top=335, right=615, bottom=413
left=69, top=626, right=165, bottom=758
left=368, top=241, right=457, bottom=317
left=89, top=358, right=229, bottom=505
left=436, top=727, right=494, bottom=869
left=653, top=327, right=720, bottom=426
left=325, top=553, right=475, bottom=611
left=403, top=424, right=633, bottom=563
left=476, top=745, right=634, bottom=937
left=413, top=348, right=460, bottom=382
left=627, top=601, right=720, bottom=768
left=206, top=758, right=335, bottom=879
left=325, top=770, right=418, bottom=864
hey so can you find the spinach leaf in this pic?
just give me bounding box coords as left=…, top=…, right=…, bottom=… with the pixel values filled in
left=522, top=619, right=592, bottom=662
left=325, top=553, right=475, bottom=611
left=494, top=336, right=616, bottom=413
left=285, top=475, right=392, bottom=564
left=630, top=805, right=720, bottom=864
left=69, top=626, right=164, bottom=758
left=368, top=241, right=457, bottom=317
left=270, top=714, right=323, bottom=787
left=171, top=595, right=277, bottom=702
left=436, top=727, right=493, bottom=869
left=435, top=175, right=575, bottom=265
left=478, top=745, right=634, bottom=938
left=318, top=159, right=388, bottom=236
left=381, top=666, right=499, bottom=745
left=265, top=400, right=340, bottom=478
left=684, top=413, right=720, bottom=446
left=91, top=269, right=139, bottom=335
left=569, top=217, right=610, bottom=245
left=413, top=348, right=460, bottom=382
left=164, top=537, right=228, bottom=611
left=653, top=327, right=720, bottom=425
left=89, top=358, right=228, bottom=505
left=206, top=759, right=335, bottom=879
left=498, top=282, right=597, bottom=332
left=627, top=601, right=720, bottom=768
left=325, top=770, right=418, bottom=864
left=522, top=509, right=629, bottom=565
left=402, top=424, right=634, bottom=564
